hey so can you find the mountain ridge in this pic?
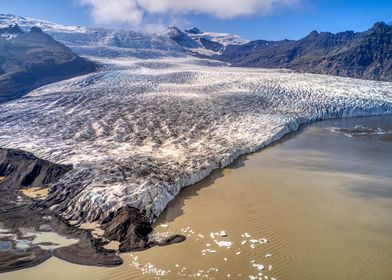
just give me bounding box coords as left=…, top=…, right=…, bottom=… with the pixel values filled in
left=210, top=22, right=392, bottom=81
left=1, top=13, right=391, bottom=81
left=0, top=23, right=96, bottom=102
left=165, top=22, right=392, bottom=81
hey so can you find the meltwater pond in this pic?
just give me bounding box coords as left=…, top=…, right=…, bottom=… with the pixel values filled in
left=2, top=115, right=392, bottom=280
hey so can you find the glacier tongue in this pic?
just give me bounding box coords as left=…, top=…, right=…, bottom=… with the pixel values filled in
left=0, top=57, right=392, bottom=224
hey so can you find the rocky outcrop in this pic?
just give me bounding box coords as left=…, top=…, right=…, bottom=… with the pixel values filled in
left=102, top=206, right=152, bottom=251
left=0, top=148, right=72, bottom=192
left=101, top=206, right=185, bottom=252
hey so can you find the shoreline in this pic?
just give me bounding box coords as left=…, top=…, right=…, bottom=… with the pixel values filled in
left=1, top=111, right=392, bottom=273
left=147, top=108, right=392, bottom=220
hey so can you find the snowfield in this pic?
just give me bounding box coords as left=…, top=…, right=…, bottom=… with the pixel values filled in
left=1, top=57, right=392, bottom=224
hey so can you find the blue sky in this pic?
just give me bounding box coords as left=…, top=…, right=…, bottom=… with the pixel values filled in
left=0, top=0, right=391, bottom=40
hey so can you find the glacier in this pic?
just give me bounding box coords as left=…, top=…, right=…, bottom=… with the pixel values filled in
left=1, top=13, right=392, bottom=233
left=0, top=56, right=392, bottom=226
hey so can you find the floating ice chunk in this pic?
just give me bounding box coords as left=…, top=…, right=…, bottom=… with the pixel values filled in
left=250, top=260, right=255, bottom=263
left=215, top=241, right=232, bottom=247
left=265, top=253, right=272, bottom=258
left=236, top=251, right=241, bottom=255
left=227, top=274, right=231, bottom=277
left=201, top=249, right=216, bottom=255
left=180, top=227, right=195, bottom=235
left=250, top=239, right=259, bottom=243
left=160, top=223, right=169, bottom=228
left=206, top=243, right=211, bottom=247
left=252, top=264, right=265, bottom=271
left=264, top=276, right=269, bottom=279
left=241, top=240, right=247, bottom=245
left=259, top=238, right=268, bottom=244
left=244, top=233, right=251, bottom=238
left=198, top=234, right=204, bottom=238
left=207, top=267, right=219, bottom=273
left=220, top=231, right=228, bottom=237
left=224, top=257, right=228, bottom=261
left=249, top=276, right=256, bottom=280
left=250, top=244, right=256, bottom=249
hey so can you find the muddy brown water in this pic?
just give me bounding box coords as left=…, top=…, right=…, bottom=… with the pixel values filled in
left=2, top=116, right=392, bottom=280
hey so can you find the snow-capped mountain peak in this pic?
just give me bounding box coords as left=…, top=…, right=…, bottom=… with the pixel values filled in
left=184, top=27, right=249, bottom=46
left=167, top=26, right=249, bottom=56
left=0, top=13, right=88, bottom=34
left=0, top=13, right=184, bottom=59
left=167, top=26, right=201, bottom=49
left=185, top=27, right=203, bottom=34
left=0, top=23, right=23, bottom=40
left=0, top=14, right=248, bottom=59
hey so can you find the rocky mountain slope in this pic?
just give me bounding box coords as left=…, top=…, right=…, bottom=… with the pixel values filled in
left=166, top=22, right=392, bottom=81
left=215, top=22, right=392, bottom=81
left=0, top=23, right=96, bottom=102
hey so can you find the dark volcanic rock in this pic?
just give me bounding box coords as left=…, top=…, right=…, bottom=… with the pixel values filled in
left=0, top=246, right=51, bottom=273
left=167, top=26, right=200, bottom=49
left=102, top=206, right=152, bottom=252
left=157, top=234, right=186, bottom=246
left=216, top=22, right=392, bottom=81
left=53, top=237, right=123, bottom=267
left=200, top=37, right=224, bottom=52
left=0, top=24, right=96, bottom=102
left=0, top=148, right=72, bottom=192
left=102, top=206, right=186, bottom=252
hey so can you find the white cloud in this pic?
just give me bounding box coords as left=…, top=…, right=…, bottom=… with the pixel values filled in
left=79, top=0, right=301, bottom=29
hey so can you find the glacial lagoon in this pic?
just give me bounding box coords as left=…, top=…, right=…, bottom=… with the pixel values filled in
left=2, top=115, right=392, bottom=280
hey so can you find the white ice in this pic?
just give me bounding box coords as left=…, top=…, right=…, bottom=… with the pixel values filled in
left=0, top=47, right=391, bottom=225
